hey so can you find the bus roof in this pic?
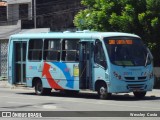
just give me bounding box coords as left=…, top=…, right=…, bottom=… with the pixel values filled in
left=10, top=31, right=140, bottom=40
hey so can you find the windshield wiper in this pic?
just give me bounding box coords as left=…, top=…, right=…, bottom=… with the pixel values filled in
left=145, top=53, right=149, bottom=67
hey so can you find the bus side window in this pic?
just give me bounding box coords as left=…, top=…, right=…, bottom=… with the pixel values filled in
left=62, top=39, right=79, bottom=61
left=94, top=40, right=107, bottom=69
left=28, top=39, right=43, bottom=61
left=43, top=39, right=61, bottom=61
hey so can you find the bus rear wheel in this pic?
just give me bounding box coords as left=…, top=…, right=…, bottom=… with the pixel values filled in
left=133, top=91, right=146, bottom=99
left=97, top=83, right=111, bottom=99
left=35, top=80, right=52, bottom=95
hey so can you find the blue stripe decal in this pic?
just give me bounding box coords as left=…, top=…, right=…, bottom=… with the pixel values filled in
left=52, top=62, right=74, bottom=88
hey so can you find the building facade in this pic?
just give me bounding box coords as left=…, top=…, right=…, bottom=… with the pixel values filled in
left=0, top=0, right=83, bottom=77
left=0, top=1, right=7, bottom=22
left=36, top=0, right=83, bottom=31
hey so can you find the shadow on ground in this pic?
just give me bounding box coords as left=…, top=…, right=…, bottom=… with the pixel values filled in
left=16, top=90, right=160, bottom=101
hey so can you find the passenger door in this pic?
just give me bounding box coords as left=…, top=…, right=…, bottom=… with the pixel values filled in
left=12, top=41, right=27, bottom=84
left=79, top=41, right=94, bottom=90
left=93, top=40, right=107, bottom=82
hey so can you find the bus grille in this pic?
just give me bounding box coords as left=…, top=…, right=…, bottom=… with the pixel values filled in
left=127, top=84, right=146, bottom=91
left=125, top=77, right=135, bottom=80
left=125, top=76, right=147, bottom=82
left=138, top=76, right=146, bottom=80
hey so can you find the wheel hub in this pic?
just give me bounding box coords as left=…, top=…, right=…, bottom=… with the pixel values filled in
left=100, top=87, right=106, bottom=95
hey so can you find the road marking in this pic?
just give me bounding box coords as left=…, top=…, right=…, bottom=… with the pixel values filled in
left=42, top=105, right=57, bottom=109
left=7, top=101, right=32, bottom=105
left=7, top=101, right=57, bottom=110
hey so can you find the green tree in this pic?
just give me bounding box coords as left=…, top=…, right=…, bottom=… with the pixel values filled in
left=74, top=0, right=160, bottom=66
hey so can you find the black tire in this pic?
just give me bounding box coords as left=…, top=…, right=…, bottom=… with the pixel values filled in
left=133, top=91, right=146, bottom=99
left=97, top=83, right=111, bottom=100
left=35, top=80, right=52, bottom=95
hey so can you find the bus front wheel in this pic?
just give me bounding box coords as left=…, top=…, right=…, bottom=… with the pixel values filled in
left=133, top=91, right=146, bottom=99
left=97, top=83, right=111, bottom=99
left=35, top=81, right=52, bottom=95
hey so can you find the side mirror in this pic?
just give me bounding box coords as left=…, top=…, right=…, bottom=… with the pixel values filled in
left=103, top=61, right=107, bottom=70
left=94, top=46, right=98, bottom=54
left=146, top=47, right=153, bottom=60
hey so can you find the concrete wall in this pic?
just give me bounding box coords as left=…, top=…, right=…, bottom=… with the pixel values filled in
left=7, top=4, right=19, bottom=22
left=28, top=1, right=32, bottom=20
left=154, top=67, right=160, bottom=89
left=6, top=0, right=31, bottom=4
left=36, top=0, right=83, bottom=31
left=7, top=0, right=32, bottom=23
left=154, top=67, right=160, bottom=78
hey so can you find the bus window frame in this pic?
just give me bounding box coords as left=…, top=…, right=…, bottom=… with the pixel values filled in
left=43, top=39, right=61, bottom=62
left=28, top=39, right=43, bottom=61
left=61, top=39, right=80, bottom=62
left=94, top=39, right=107, bottom=69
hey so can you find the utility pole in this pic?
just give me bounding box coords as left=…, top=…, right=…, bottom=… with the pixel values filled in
left=34, top=0, right=36, bottom=28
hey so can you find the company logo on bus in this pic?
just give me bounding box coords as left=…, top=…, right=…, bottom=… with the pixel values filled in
left=124, top=72, right=132, bottom=76
left=29, top=66, right=37, bottom=70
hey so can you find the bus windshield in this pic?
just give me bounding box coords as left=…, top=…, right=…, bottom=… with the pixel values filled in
left=104, top=37, right=151, bottom=66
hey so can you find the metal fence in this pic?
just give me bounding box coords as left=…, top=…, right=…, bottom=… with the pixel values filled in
left=0, top=39, right=8, bottom=77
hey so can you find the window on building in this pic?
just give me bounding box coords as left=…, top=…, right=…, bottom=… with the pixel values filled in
left=0, top=6, right=7, bottom=21
left=62, top=39, right=79, bottom=61
left=43, top=39, right=61, bottom=61
left=28, top=39, right=43, bottom=61
left=19, top=4, right=28, bottom=20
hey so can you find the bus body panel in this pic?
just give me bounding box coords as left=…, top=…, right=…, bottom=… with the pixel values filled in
left=8, top=40, right=13, bottom=84
left=26, top=61, right=79, bottom=90
left=8, top=39, right=28, bottom=84
left=107, top=64, right=154, bottom=93
left=7, top=31, right=154, bottom=97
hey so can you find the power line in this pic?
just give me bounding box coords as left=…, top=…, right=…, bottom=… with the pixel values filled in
left=0, top=5, right=85, bottom=22
left=0, top=1, right=84, bottom=15
left=36, top=0, right=81, bottom=7
left=0, top=0, right=82, bottom=13
left=0, top=0, right=85, bottom=29
left=0, top=6, right=85, bottom=29
left=36, top=6, right=84, bottom=17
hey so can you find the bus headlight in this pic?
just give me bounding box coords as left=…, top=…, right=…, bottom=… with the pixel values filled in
left=149, top=71, right=154, bottom=79
left=113, top=71, right=122, bottom=80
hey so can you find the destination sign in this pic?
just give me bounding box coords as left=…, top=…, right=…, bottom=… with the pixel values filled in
left=108, top=40, right=133, bottom=45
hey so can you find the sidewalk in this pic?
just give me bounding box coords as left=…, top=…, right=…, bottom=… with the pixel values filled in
left=0, top=80, right=12, bottom=88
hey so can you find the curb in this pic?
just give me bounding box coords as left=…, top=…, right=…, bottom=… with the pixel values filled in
left=0, top=81, right=12, bottom=88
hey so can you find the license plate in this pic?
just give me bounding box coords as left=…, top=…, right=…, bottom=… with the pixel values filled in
left=133, top=89, right=142, bottom=92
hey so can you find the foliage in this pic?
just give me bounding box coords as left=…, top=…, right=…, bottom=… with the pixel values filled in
left=74, top=0, right=160, bottom=66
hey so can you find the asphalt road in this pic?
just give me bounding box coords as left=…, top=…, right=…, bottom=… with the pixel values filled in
left=0, top=82, right=160, bottom=120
